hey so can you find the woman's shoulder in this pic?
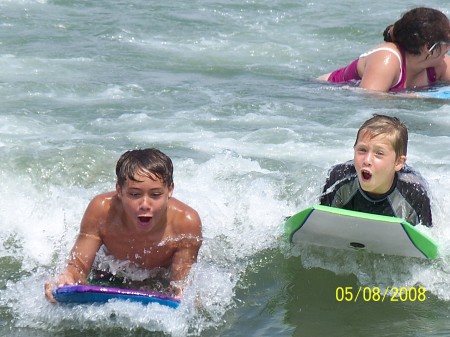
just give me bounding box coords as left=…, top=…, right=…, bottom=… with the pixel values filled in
left=434, top=55, right=450, bottom=81
left=360, top=42, right=401, bottom=58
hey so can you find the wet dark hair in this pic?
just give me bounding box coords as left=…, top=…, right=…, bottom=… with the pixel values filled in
left=116, top=148, right=174, bottom=187
left=383, top=7, right=450, bottom=55
left=354, top=114, right=408, bottom=158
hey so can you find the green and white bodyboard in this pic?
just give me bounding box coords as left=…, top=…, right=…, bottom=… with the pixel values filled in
left=284, top=205, right=438, bottom=259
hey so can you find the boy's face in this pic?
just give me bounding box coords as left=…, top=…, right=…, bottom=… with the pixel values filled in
left=116, top=173, right=174, bottom=232
left=353, top=132, right=405, bottom=195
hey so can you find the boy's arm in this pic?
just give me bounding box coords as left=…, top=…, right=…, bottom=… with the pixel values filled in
left=416, top=186, right=433, bottom=228
left=320, top=171, right=335, bottom=206
left=320, top=164, right=342, bottom=206
left=169, top=210, right=202, bottom=299
left=320, top=162, right=355, bottom=207
left=420, top=200, right=432, bottom=228
left=44, top=195, right=106, bottom=303
left=401, top=168, right=433, bottom=227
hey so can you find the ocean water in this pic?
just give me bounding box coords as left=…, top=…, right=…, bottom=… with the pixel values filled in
left=1, top=0, right=450, bottom=336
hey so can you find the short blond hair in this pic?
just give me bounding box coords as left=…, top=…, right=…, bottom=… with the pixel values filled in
left=354, top=114, right=408, bottom=158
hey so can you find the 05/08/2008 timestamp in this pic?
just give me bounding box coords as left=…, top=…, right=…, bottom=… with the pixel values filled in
left=336, top=286, right=427, bottom=302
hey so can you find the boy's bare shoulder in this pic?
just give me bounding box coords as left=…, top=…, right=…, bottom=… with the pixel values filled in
left=88, top=191, right=117, bottom=209
left=168, top=197, right=202, bottom=235
left=82, top=191, right=118, bottom=225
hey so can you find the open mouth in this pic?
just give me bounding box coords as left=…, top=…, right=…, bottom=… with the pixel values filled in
left=138, top=216, right=151, bottom=224
left=361, top=169, right=372, bottom=181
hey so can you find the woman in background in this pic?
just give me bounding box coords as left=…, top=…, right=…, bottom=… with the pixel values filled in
left=318, top=7, right=450, bottom=93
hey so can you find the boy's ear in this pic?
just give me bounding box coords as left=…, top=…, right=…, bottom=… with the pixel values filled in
left=168, top=183, right=174, bottom=198
left=395, top=155, right=406, bottom=171
left=116, top=182, right=122, bottom=198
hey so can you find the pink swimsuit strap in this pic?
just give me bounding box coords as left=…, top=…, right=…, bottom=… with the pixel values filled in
left=389, top=47, right=407, bottom=91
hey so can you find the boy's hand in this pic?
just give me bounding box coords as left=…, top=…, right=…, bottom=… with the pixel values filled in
left=44, top=272, right=76, bottom=303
